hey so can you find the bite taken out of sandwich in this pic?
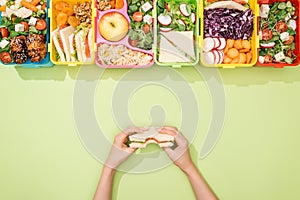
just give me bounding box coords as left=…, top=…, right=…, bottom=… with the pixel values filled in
left=128, top=127, right=175, bottom=148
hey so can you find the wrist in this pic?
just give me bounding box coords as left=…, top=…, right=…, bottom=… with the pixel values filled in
left=181, top=163, right=197, bottom=176
left=103, top=166, right=116, bottom=176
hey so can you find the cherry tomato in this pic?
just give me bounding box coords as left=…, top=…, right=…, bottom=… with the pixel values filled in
left=143, top=24, right=151, bottom=34
left=276, top=21, right=288, bottom=33
left=264, top=54, right=273, bottom=63
left=284, top=36, right=294, bottom=45
left=132, top=12, right=143, bottom=22
left=0, top=52, right=12, bottom=64
left=286, top=49, right=294, bottom=58
left=262, top=28, right=273, bottom=41
left=35, top=19, right=47, bottom=31
left=0, top=27, right=9, bottom=38
left=129, top=38, right=138, bottom=47
left=20, top=22, right=29, bottom=31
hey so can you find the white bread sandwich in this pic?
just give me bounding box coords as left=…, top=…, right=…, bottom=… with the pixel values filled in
left=52, top=28, right=66, bottom=62
left=53, top=25, right=92, bottom=63
left=59, top=26, right=76, bottom=62
left=128, top=128, right=175, bottom=148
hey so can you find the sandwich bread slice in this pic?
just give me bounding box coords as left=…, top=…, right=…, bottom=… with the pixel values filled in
left=128, top=128, right=175, bottom=148
left=59, top=26, right=76, bottom=62
left=52, top=28, right=66, bottom=62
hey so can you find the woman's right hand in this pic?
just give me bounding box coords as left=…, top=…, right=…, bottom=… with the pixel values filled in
left=160, top=126, right=194, bottom=173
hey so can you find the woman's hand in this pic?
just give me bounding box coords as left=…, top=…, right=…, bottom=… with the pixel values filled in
left=160, top=126, right=194, bottom=173
left=105, top=127, right=146, bottom=169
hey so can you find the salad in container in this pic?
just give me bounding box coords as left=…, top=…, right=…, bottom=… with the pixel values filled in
left=95, top=0, right=154, bottom=68
left=50, top=0, right=94, bottom=66
left=200, top=0, right=257, bottom=67
left=258, top=0, right=299, bottom=67
left=154, top=0, right=199, bottom=67
left=0, top=0, right=52, bottom=68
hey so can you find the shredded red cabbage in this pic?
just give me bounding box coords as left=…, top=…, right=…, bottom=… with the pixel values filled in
left=204, top=8, right=254, bottom=40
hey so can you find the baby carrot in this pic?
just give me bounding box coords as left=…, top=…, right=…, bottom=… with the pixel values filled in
left=0, top=5, right=6, bottom=12
left=41, top=3, right=46, bottom=10
left=21, top=1, right=38, bottom=12
left=30, top=0, right=41, bottom=6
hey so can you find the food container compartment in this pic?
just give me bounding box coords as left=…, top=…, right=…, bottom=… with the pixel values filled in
left=154, top=0, right=199, bottom=67
left=199, top=0, right=258, bottom=68
left=49, top=0, right=95, bottom=66
left=257, top=0, right=300, bottom=68
left=95, top=0, right=154, bottom=68
left=0, top=0, right=53, bottom=68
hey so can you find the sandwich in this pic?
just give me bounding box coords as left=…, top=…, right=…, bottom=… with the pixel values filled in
left=159, top=31, right=195, bottom=63
left=53, top=25, right=93, bottom=62
left=128, top=128, right=175, bottom=148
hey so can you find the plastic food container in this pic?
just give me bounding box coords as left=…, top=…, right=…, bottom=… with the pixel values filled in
left=199, top=0, right=258, bottom=68
left=0, top=1, right=53, bottom=68
left=95, top=0, right=199, bottom=68
left=256, top=0, right=300, bottom=68
left=49, top=0, right=95, bottom=66
left=95, top=0, right=154, bottom=68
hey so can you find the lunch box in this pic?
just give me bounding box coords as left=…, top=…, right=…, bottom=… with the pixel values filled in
left=256, top=0, right=300, bottom=68
left=48, top=0, right=95, bottom=66
left=0, top=1, right=53, bottom=68
left=200, top=0, right=300, bottom=68
left=95, top=0, right=200, bottom=68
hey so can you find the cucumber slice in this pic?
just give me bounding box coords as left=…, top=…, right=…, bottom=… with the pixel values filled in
left=278, top=3, right=286, bottom=10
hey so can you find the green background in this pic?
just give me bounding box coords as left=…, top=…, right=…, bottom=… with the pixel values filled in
left=1, top=65, right=300, bottom=200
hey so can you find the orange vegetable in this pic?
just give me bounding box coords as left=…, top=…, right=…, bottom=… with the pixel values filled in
left=227, top=48, right=239, bottom=59
left=62, top=7, right=74, bottom=16
left=115, top=0, right=124, bottom=9
left=21, top=1, right=38, bottom=12
left=30, top=0, right=40, bottom=6
left=239, top=49, right=250, bottom=53
left=233, top=39, right=243, bottom=50
left=231, top=57, right=239, bottom=64
left=0, top=5, right=6, bottom=12
left=41, top=3, right=46, bottom=10
left=55, top=1, right=69, bottom=11
left=67, top=16, right=80, bottom=27
left=227, top=39, right=234, bottom=48
left=110, top=0, right=115, bottom=8
left=56, top=12, right=68, bottom=26
left=246, top=52, right=252, bottom=64
left=242, top=40, right=251, bottom=50
left=224, top=46, right=229, bottom=54
left=223, top=55, right=232, bottom=64
left=238, top=53, right=247, bottom=64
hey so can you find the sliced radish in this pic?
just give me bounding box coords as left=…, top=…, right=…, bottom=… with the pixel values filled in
left=179, top=4, right=191, bottom=17
left=203, top=37, right=214, bottom=52
left=158, top=14, right=172, bottom=26
left=160, top=27, right=172, bottom=32
left=203, top=52, right=215, bottom=65
left=258, top=56, right=265, bottom=64
left=217, top=37, right=226, bottom=50
left=178, top=19, right=186, bottom=27
left=190, top=12, right=196, bottom=23
left=212, top=50, right=220, bottom=64
left=260, top=42, right=275, bottom=48
left=218, top=51, right=224, bottom=64
left=213, top=38, right=220, bottom=49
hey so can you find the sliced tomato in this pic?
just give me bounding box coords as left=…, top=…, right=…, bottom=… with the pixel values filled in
left=85, top=34, right=90, bottom=58
left=142, top=24, right=151, bottom=34
left=0, top=27, right=9, bottom=38
left=35, top=19, right=47, bottom=31
left=132, top=12, right=143, bottom=22
left=20, top=22, right=29, bottom=31
left=129, top=38, right=138, bottom=47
